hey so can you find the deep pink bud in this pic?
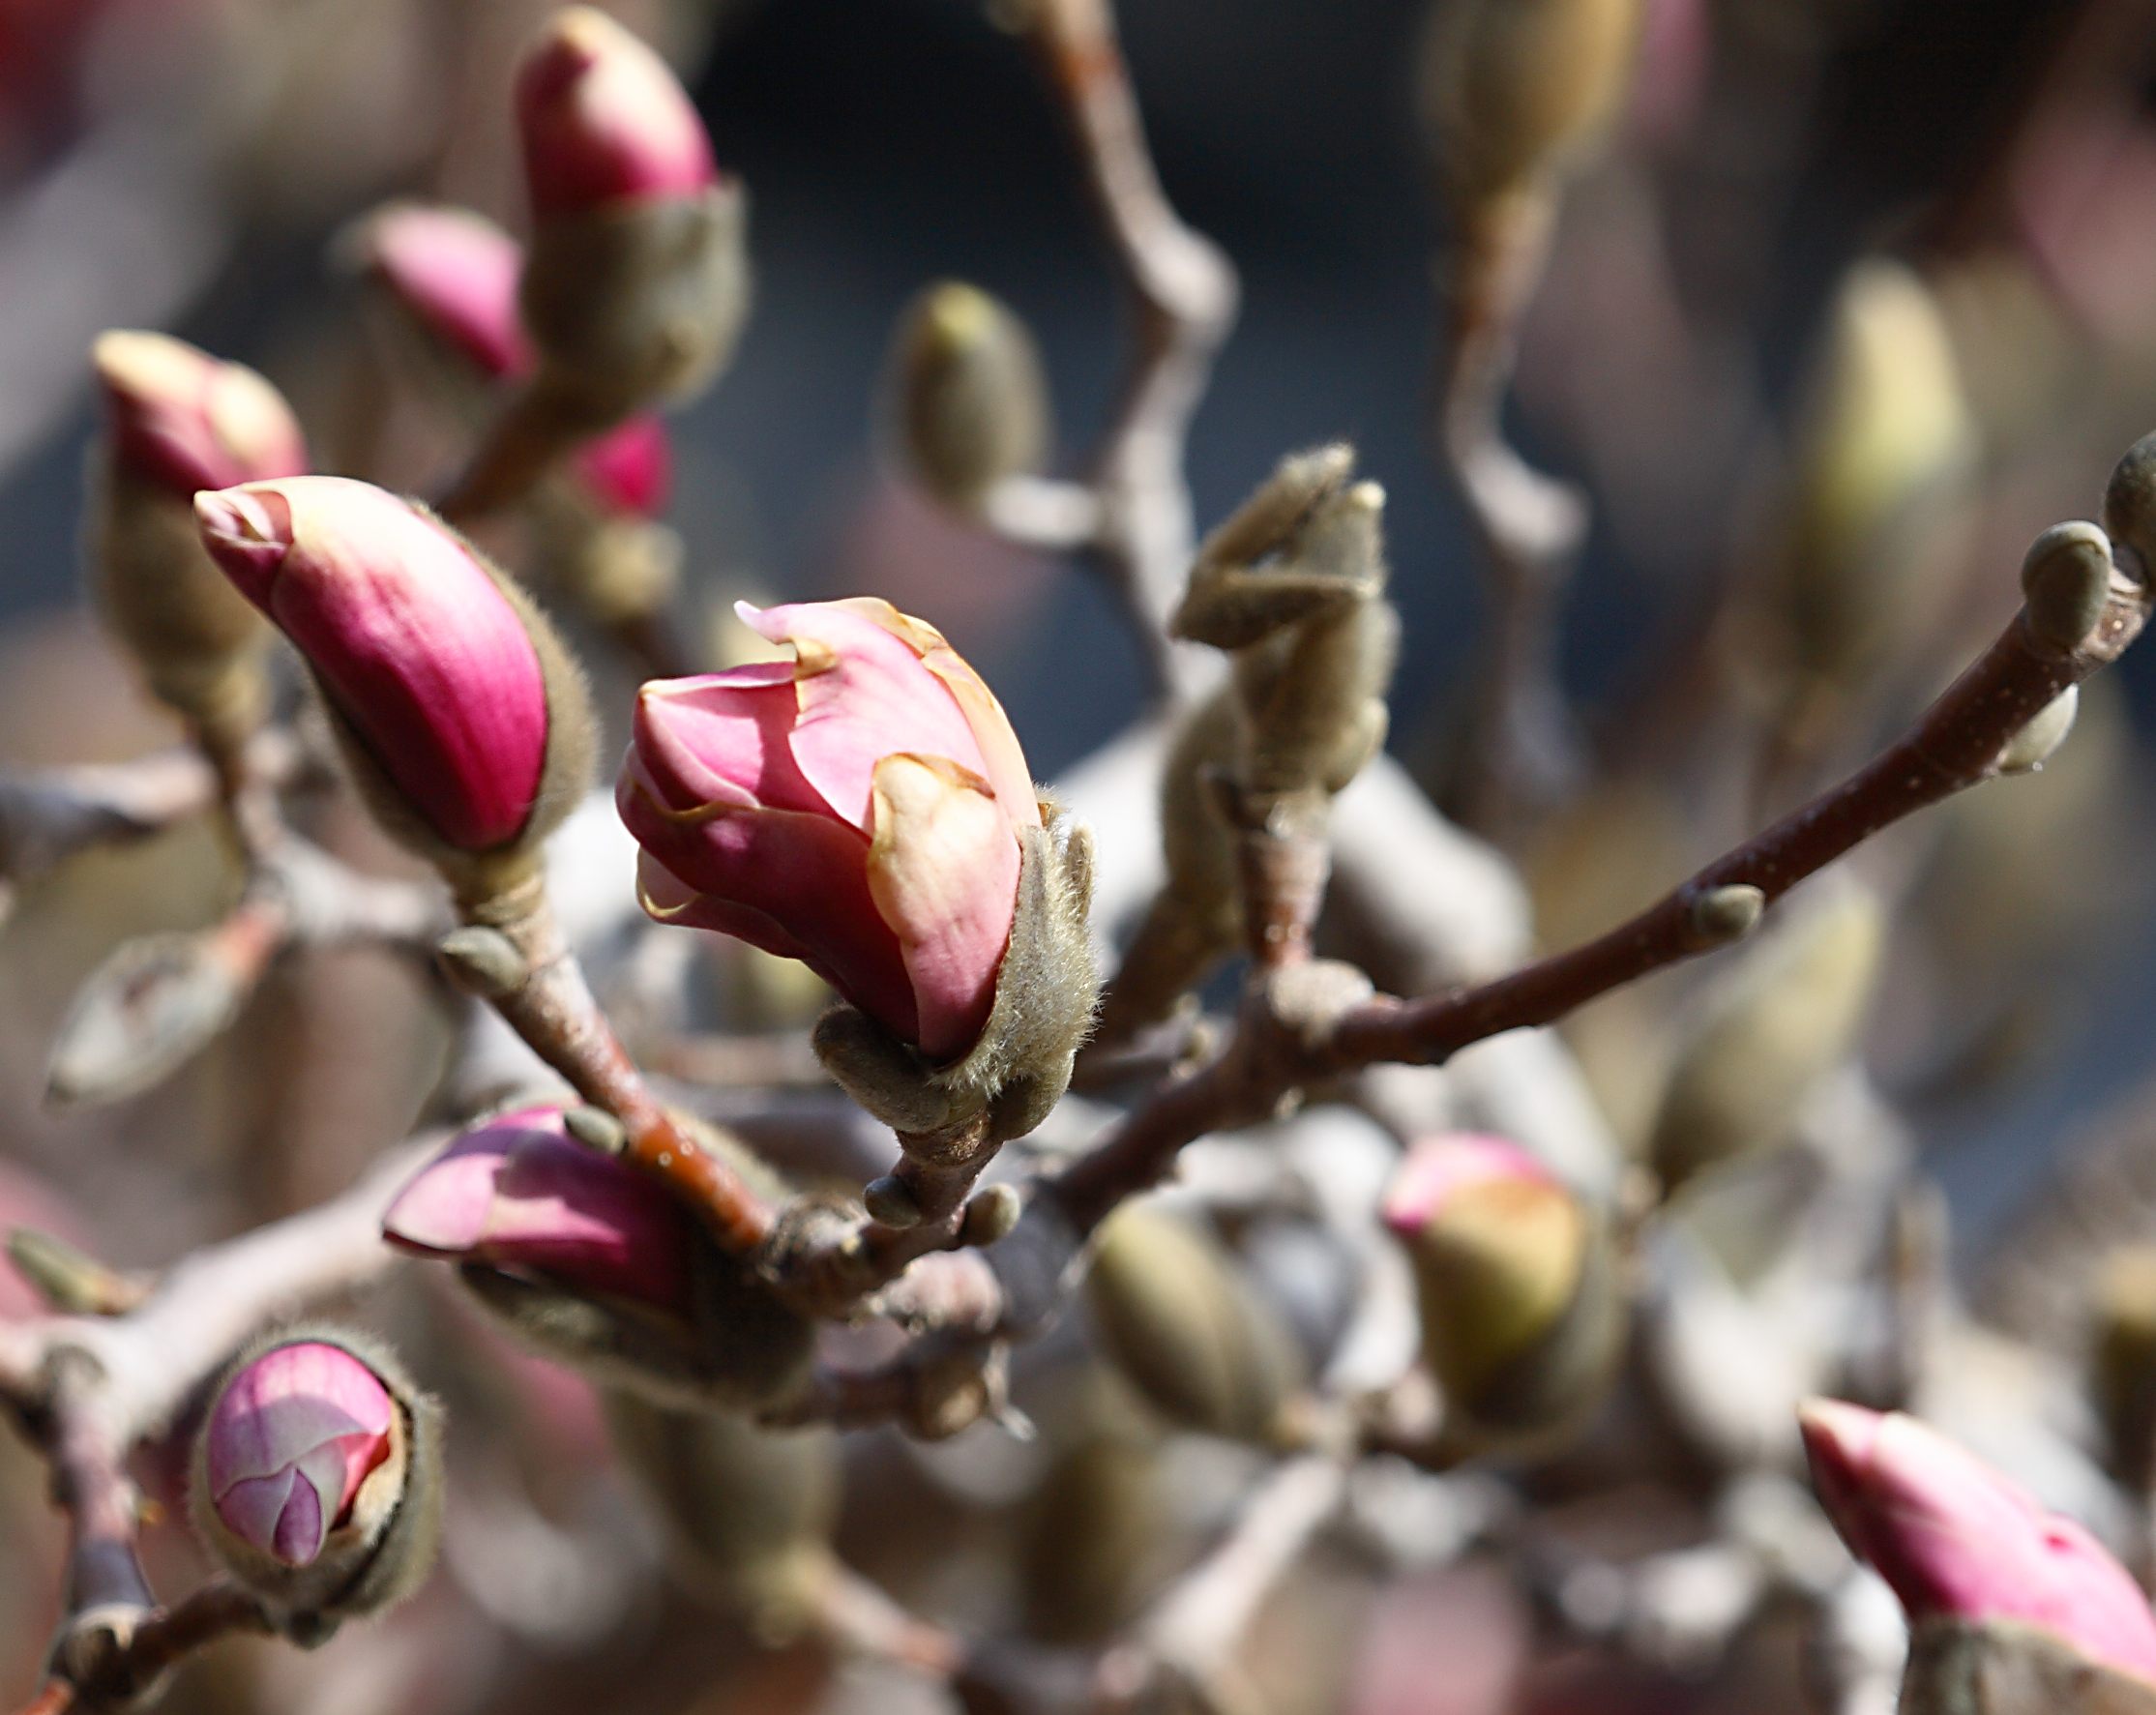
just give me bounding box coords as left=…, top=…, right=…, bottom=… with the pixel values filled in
left=383, top=1106, right=696, bottom=1315
left=355, top=204, right=534, bottom=380
left=618, top=599, right=1038, bottom=1061
left=570, top=412, right=671, bottom=518
left=515, top=8, right=718, bottom=218
left=1379, top=1133, right=1560, bottom=1242
left=94, top=331, right=309, bottom=497
left=1800, top=1398, right=2156, bottom=1683
left=204, top=1342, right=395, bottom=1567
left=193, top=477, right=549, bottom=852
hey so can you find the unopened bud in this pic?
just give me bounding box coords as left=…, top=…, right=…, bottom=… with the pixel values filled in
left=516, top=11, right=748, bottom=419
left=1686, top=883, right=1765, bottom=948
left=2102, top=432, right=2156, bottom=584
left=1996, top=686, right=2079, bottom=777
left=435, top=925, right=528, bottom=997
left=1381, top=1133, right=1623, bottom=1451
left=885, top=281, right=1049, bottom=509
left=384, top=1107, right=812, bottom=1410
left=1418, top=0, right=1643, bottom=208
left=1650, top=880, right=1884, bottom=1192
left=862, top=1174, right=923, bottom=1229
left=2090, top=1246, right=2156, bottom=1490
left=196, top=478, right=596, bottom=901
left=2021, top=523, right=2113, bottom=654
left=1019, top=1430, right=1163, bottom=1644
left=601, top=1389, right=839, bottom=1635
left=190, top=1327, right=442, bottom=1638
left=1083, top=1200, right=1305, bottom=1443
left=86, top=332, right=308, bottom=753
left=962, top=1182, right=1023, bottom=1246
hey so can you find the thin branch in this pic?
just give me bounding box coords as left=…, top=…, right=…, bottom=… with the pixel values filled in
left=1019, top=0, right=1240, bottom=701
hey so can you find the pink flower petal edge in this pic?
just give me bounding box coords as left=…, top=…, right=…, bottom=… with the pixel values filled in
left=1799, top=1398, right=2156, bottom=1684
left=1379, top=1134, right=1558, bottom=1241
left=515, top=7, right=718, bottom=218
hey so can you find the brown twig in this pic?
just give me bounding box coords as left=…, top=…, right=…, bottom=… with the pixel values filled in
left=1008, top=0, right=1240, bottom=702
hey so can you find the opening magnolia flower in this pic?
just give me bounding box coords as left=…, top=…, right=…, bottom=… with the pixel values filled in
left=204, top=1341, right=395, bottom=1567
left=619, top=598, right=1040, bottom=1062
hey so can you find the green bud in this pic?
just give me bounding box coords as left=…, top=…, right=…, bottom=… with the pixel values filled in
left=1083, top=1201, right=1305, bottom=1443
left=2090, top=1246, right=2156, bottom=1489
left=1018, top=1432, right=1164, bottom=1644
left=886, top=281, right=1049, bottom=509
left=2021, top=523, right=2113, bottom=654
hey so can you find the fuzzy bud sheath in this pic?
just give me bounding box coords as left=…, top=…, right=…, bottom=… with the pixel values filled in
left=884, top=280, right=1048, bottom=509
left=190, top=1326, right=442, bottom=1639
left=1380, top=1133, right=1624, bottom=1455
left=621, top=598, right=1096, bottom=1143
left=86, top=331, right=309, bottom=753
left=1800, top=1399, right=2156, bottom=1692
left=384, top=1106, right=813, bottom=1410
left=194, top=475, right=595, bottom=899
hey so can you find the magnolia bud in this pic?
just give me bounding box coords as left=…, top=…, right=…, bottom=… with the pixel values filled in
left=1778, top=259, right=1976, bottom=690
left=885, top=281, right=1049, bottom=509
left=86, top=332, right=308, bottom=754
left=1019, top=1430, right=1164, bottom=1644
left=1997, top=685, right=2079, bottom=776
left=1799, top=1399, right=2156, bottom=1691
left=347, top=203, right=534, bottom=390
left=1381, top=1133, right=1623, bottom=1453
left=1082, top=1200, right=1305, bottom=1444
left=1418, top=0, right=1643, bottom=209
left=194, top=477, right=596, bottom=901
left=2102, top=432, right=2156, bottom=583
left=516, top=9, right=749, bottom=419
left=190, top=1328, right=442, bottom=1640
left=1649, top=880, right=1884, bottom=1193
left=383, top=1106, right=813, bottom=1410
left=600, top=1390, right=839, bottom=1636
left=2090, top=1247, right=2156, bottom=1489
left=621, top=598, right=1096, bottom=1138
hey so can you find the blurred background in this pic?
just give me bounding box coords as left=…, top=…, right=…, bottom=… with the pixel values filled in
left=9, top=0, right=2156, bottom=1709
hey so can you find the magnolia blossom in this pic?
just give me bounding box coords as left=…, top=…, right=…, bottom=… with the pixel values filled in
left=1800, top=1398, right=2156, bottom=1683
left=194, top=476, right=549, bottom=852
left=382, top=1106, right=696, bottom=1314
left=358, top=202, right=672, bottom=518
left=619, top=598, right=1039, bottom=1062
left=516, top=7, right=718, bottom=217
left=204, top=1342, right=395, bottom=1567
left=94, top=330, right=309, bottom=496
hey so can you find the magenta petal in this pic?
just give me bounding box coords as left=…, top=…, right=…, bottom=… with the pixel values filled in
left=383, top=1137, right=511, bottom=1256
left=270, top=1469, right=327, bottom=1565
left=632, top=672, right=816, bottom=815
left=1800, top=1400, right=2156, bottom=1684
left=621, top=780, right=919, bottom=1042
left=363, top=204, right=533, bottom=380
left=515, top=9, right=718, bottom=218
left=571, top=414, right=671, bottom=517
left=741, top=602, right=989, bottom=830
left=199, top=477, right=549, bottom=852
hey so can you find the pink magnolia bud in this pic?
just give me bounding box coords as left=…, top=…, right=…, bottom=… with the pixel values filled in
left=1800, top=1398, right=2156, bottom=1684
left=193, top=476, right=553, bottom=854
left=570, top=410, right=670, bottom=518
left=94, top=330, right=309, bottom=497
left=619, top=598, right=1039, bottom=1062
left=515, top=7, right=718, bottom=218
left=203, top=1341, right=395, bottom=1567
left=355, top=203, right=534, bottom=380
left=383, top=1106, right=696, bottom=1314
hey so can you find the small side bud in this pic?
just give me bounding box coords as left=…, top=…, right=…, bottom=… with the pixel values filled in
left=1996, top=686, right=2079, bottom=777
left=45, top=930, right=251, bottom=1110
left=2090, top=1246, right=2156, bottom=1491
left=1686, top=883, right=1765, bottom=948
left=434, top=926, right=529, bottom=997
left=2102, top=431, right=2156, bottom=584
left=1083, top=1200, right=1305, bottom=1444
left=961, top=1182, right=1022, bottom=1246
left=862, top=1174, right=924, bottom=1229
left=562, top=1104, right=626, bottom=1156
left=190, top=1327, right=443, bottom=1639
left=4, top=1228, right=146, bottom=1316
left=1649, top=880, right=1884, bottom=1193
left=2022, top=523, right=2114, bottom=654
left=885, top=281, right=1049, bottom=509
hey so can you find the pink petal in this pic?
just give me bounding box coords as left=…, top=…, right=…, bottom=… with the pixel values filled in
left=206, top=1341, right=396, bottom=1564
left=1800, top=1400, right=2156, bottom=1684
left=196, top=477, right=549, bottom=852
left=270, top=1470, right=327, bottom=1566
left=360, top=204, right=534, bottom=380
left=632, top=670, right=816, bottom=816
left=515, top=8, right=718, bottom=218
left=864, top=754, right=1019, bottom=1061
left=739, top=600, right=989, bottom=831
left=1380, top=1135, right=1557, bottom=1240
left=571, top=413, right=671, bottom=517
left=95, top=331, right=308, bottom=497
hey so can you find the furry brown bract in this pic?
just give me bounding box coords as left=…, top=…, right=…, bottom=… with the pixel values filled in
left=812, top=797, right=1098, bottom=1143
